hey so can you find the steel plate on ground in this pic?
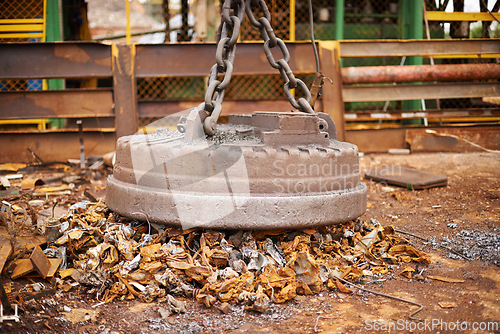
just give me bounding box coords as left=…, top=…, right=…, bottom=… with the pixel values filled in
left=365, top=166, right=448, bottom=190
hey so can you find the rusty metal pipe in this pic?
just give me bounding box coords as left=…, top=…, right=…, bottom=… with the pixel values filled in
left=341, top=63, right=500, bottom=84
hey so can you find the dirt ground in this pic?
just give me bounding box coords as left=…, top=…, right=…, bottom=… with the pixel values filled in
left=1, top=151, right=499, bottom=334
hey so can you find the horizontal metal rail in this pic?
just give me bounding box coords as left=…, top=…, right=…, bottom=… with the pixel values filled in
left=339, top=39, right=500, bottom=58
left=0, top=131, right=116, bottom=162
left=134, top=42, right=316, bottom=77
left=1, top=89, right=114, bottom=120
left=0, top=18, right=45, bottom=39
left=138, top=100, right=294, bottom=118
left=341, top=63, right=500, bottom=84
left=345, top=109, right=500, bottom=121
left=0, top=42, right=112, bottom=79
left=343, top=82, right=500, bottom=102
left=426, top=11, right=500, bottom=22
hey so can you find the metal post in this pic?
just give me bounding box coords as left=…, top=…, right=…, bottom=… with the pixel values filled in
left=0, top=279, right=11, bottom=315
left=112, top=44, right=138, bottom=138
left=401, top=0, right=423, bottom=112
left=46, top=0, right=63, bottom=93
left=46, top=0, right=64, bottom=129
left=77, top=120, right=85, bottom=169
left=126, top=0, right=131, bottom=44
left=409, top=0, right=423, bottom=40
left=290, top=0, right=295, bottom=41
left=42, top=0, right=47, bottom=42
left=163, top=0, right=170, bottom=42
left=335, top=0, right=344, bottom=41
left=319, top=41, right=345, bottom=141
left=179, top=0, right=190, bottom=41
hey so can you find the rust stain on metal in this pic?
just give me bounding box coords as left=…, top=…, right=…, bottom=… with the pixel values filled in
left=30, top=245, right=51, bottom=279
left=54, top=45, right=91, bottom=63
left=341, top=63, right=500, bottom=84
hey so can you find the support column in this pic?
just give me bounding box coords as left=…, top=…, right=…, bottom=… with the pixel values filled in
left=319, top=41, right=345, bottom=141
left=163, top=0, right=170, bottom=42
left=46, top=0, right=64, bottom=128
left=401, top=0, right=423, bottom=111
left=179, top=0, right=190, bottom=41
left=335, top=0, right=344, bottom=41
left=112, top=44, right=138, bottom=138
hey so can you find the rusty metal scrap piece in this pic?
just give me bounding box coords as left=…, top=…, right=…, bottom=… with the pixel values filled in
left=35, top=201, right=432, bottom=310
left=365, top=165, right=448, bottom=190
left=158, top=294, right=187, bottom=317
left=30, top=246, right=51, bottom=279
left=107, top=112, right=367, bottom=229
left=155, top=268, right=194, bottom=297
left=0, top=279, right=12, bottom=315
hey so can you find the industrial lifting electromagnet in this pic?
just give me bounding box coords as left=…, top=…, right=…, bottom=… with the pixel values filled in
left=106, top=0, right=367, bottom=229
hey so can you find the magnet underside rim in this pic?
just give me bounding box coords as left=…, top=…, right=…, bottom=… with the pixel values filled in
left=106, top=177, right=367, bottom=230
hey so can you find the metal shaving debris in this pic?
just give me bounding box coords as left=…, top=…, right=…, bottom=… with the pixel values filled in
left=438, top=228, right=500, bottom=265
left=6, top=200, right=432, bottom=313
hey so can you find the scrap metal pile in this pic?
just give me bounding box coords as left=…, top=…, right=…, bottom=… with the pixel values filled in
left=6, top=200, right=430, bottom=312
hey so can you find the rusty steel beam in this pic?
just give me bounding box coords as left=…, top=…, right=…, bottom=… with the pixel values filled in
left=0, top=131, right=116, bottom=163
left=0, top=42, right=112, bottom=79
left=0, top=89, right=114, bottom=119
left=345, top=128, right=407, bottom=152
left=339, top=39, right=500, bottom=58
left=1, top=126, right=496, bottom=162
left=341, top=63, right=500, bottom=84
left=345, top=109, right=500, bottom=121
left=406, top=127, right=500, bottom=152
left=138, top=100, right=295, bottom=118
left=343, top=82, right=500, bottom=102
left=320, top=41, right=346, bottom=141
left=345, top=126, right=500, bottom=153
left=134, top=42, right=316, bottom=77
left=113, top=45, right=138, bottom=138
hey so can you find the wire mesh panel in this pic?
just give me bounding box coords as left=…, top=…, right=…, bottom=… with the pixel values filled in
left=0, top=0, right=44, bottom=43
left=0, top=0, right=45, bottom=92
left=240, top=0, right=290, bottom=41
left=137, top=77, right=206, bottom=101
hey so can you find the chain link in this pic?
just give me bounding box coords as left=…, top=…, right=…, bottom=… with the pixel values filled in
left=250, top=0, right=314, bottom=114
left=194, top=0, right=314, bottom=136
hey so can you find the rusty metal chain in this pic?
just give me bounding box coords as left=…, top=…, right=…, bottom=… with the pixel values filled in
left=246, top=0, right=314, bottom=114
left=198, top=0, right=245, bottom=135
left=188, top=0, right=313, bottom=136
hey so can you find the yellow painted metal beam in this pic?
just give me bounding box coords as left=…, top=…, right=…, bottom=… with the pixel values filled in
left=42, top=0, right=47, bottom=42
left=0, top=119, right=48, bottom=131
left=289, top=0, right=295, bottom=42
left=0, top=25, right=43, bottom=32
left=0, top=19, right=44, bottom=24
left=126, top=0, right=131, bottom=44
left=433, top=54, right=500, bottom=59
left=0, top=33, right=44, bottom=38
left=426, top=11, right=500, bottom=22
